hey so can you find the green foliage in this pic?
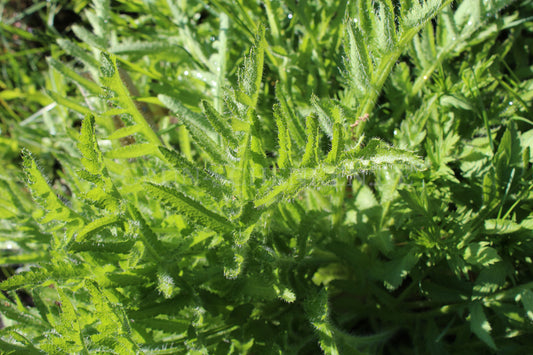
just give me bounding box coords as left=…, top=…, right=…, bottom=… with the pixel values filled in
left=1, top=0, right=533, bottom=353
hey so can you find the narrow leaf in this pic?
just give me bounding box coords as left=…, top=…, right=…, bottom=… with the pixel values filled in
left=463, top=242, right=502, bottom=267
left=380, top=0, right=397, bottom=50
left=275, top=86, right=306, bottom=148
left=46, top=90, right=93, bottom=116
left=145, top=183, right=233, bottom=232
left=274, top=103, right=292, bottom=169
left=202, top=100, right=238, bottom=148
left=47, top=57, right=103, bottom=96
left=344, top=21, right=373, bottom=93
left=99, top=52, right=161, bottom=145
left=484, top=219, right=522, bottom=234
left=301, top=114, right=320, bottom=167
left=326, top=123, right=344, bottom=164
left=104, top=143, right=158, bottom=159
left=106, top=125, right=142, bottom=140
left=57, top=38, right=99, bottom=69
left=72, top=24, right=107, bottom=48
left=22, top=150, right=79, bottom=224
left=159, top=146, right=230, bottom=199
left=78, top=115, right=104, bottom=175
left=469, top=303, right=497, bottom=350
left=76, top=215, right=122, bottom=242
left=521, top=290, right=533, bottom=321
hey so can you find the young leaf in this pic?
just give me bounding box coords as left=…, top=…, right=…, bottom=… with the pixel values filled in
left=326, top=123, right=344, bottom=164
left=311, top=95, right=340, bottom=139
left=275, top=86, right=306, bottom=148
left=78, top=114, right=104, bottom=175
left=274, top=103, right=292, bottom=169
left=72, top=24, right=107, bottom=48
left=301, top=114, right=320, bottom=167
left=238, top=24, right=266, bottom=108
left=344, top=20, right=374, bottom=97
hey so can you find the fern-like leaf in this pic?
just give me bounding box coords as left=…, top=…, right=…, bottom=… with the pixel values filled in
left=145, top=183, right=234, bottom=233
left=99, top=52, right=161, bottom=145
left=202, top=100, right=239, bottom=149
left=301, top=114, right=320, bottom=167
left=22, top=150, right=80, bottom=225
left=159, top=146, right=230, bottom=199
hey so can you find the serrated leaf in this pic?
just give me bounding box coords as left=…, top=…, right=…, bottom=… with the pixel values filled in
left=347, top=138, right=425, bottom=170
left=104, top=143, right=158, bottom=159
left=156, top=270, right=176, bottom=299
left=110, top=40, right=187, bottom=56
left=145, top=183, right=233, bottom=232
left=159, top=146, right=230, bottom=199
left=57, top=38, right=99, bottom=69
left=305, top=289, right=340, bottom=355
left=78, top=115, right=104, bottom=175
left=301, top=114, right=319, bottom=167
left=127, top=205, right=163, bottom=257
left=344, top=20, right=373, bottom=94
left=254, top=173, right=309, bottom=208
left=47, top=57, right=103, bottom=96
left=521, top=290, right=533, bottom=321
left=202, top=100, right=238, bottom=148
left=464, top=242, right=501, bottom=267
left=275, top=86, right=306, bottom=148
left=72, top=24, right=107, bottom=48
left=469, top=303, right=497, bottom=350
left=68, top=240, right=135, bottom=253
left=99, top=52, right=161, bottom=145
left=440, top=94, right=473, bottom=110
left=45, top=288, right=87, bottom=353
left=326, top=123, right=344, bottom=164
left=382, top=249, right=420, bottom=290
left=158, top=94, right=226, bottom=163
left=274, top=104, right=292, bottom=169
left=158, top=94, right=214, bottom=136
left=0, top=262, right=87, bottom=291
left=238, top=24, right=266, bottom=107
left=520, top=217, right=533, bottom=230
left=380, top=0, right=397, bottom=51
left=22, top=150, right=79, bottom=224
left=311, top=95, right=343, bottom=139
left=472, top=263, right=508, bottom=300
left=484, top=219, right=522, bottom=234
left=106, top=125, right=142, bottom=140
left=76, top=215, right=122, bottom=242
left=46, top=90, right=93, bottom=116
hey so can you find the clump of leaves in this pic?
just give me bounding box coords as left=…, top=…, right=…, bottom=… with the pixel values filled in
left=1, top=0, right=533, bottom=353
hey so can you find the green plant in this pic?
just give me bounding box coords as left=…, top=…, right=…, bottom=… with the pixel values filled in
left=1, top=0, right=533, bottom=353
